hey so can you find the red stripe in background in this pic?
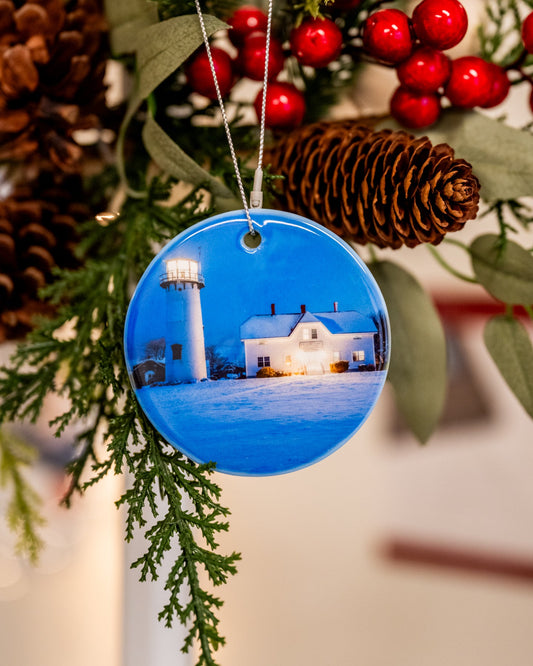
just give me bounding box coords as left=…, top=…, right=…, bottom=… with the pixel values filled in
left=384, top=538, right=533, bottom=583
left=433, top=297, right=530, bottom=322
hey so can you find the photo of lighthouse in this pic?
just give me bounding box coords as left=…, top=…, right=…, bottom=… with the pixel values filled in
left=124, top=209, right=390, bottom=476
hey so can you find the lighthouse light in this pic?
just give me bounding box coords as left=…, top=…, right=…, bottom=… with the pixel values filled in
left=165, top=258, right=199, bottom=281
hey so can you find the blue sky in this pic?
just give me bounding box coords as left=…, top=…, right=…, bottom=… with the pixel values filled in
left=124, top=210, right=388, bottom=367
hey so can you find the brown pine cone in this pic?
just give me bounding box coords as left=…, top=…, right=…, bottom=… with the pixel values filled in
left=0, top=0, right=108, bottom=172
left=265, top=120, right=481, bottom=249
left=0, top=166, right=92, bottom=341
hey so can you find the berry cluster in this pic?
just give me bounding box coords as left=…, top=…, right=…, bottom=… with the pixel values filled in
left=363, top=0, right=514, bottom=128
left=185, top=3, right=352, bottom=130
left=183, top=2, right=533, bottom=132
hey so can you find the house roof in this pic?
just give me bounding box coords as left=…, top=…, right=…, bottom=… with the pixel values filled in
left=240, top=310, right=377, bottom=340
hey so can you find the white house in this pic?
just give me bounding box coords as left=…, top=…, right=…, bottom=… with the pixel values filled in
left=240, top=303, right=378, bottom=378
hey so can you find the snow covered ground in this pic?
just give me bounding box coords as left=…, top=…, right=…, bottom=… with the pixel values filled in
left=137, top=372, right=387, bottom=476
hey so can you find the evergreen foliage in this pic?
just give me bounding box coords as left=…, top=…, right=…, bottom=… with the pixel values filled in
left=0, top=177, right=240, bottom=665
left=1, top=0, right=533, bottom=662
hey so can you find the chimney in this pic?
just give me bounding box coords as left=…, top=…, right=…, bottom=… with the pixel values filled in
left=333, top=301, right=338, bottom=312
left=271, top=303, right=276, bottom=316
left=300, top=304, right=306, bottom=313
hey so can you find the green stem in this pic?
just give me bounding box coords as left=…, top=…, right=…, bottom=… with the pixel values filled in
left=427, top=245, right=478, bottom=284
left=367, top=244, right=378, bottom=263
left=442, top=237, right=471, bottom=253
left=524, top=305, right=533, bottom=321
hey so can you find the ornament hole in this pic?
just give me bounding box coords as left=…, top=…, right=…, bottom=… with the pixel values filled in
left=242, top=230, right=262, bottom=249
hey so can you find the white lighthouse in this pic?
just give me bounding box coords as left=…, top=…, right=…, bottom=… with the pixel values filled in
left=160, top=257, right=207, bottom=383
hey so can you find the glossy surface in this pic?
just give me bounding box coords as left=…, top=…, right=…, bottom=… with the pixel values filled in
left=239, top=32, right=285, bottom=81
left=480, top=63, right=510, bottom=109
left=412, top=0, right=468, bottom=50
left=124, top=210, right=390, bottom=476
left=445, top=56, right=493, bottom=108
left=290, top=17, right=343, bottom=68
left=227, top=6, right=268, bottom=47
left=254, top=82, right=306, bottom=130
left=397, top=46, right=451, bottom=93
left=390, top=85, right=441, bottom=128
left=522, top=12, right=533, bottom=53
left=363, top=9, right=413, bottom=64
left=185, top=47, right=234, bottom=100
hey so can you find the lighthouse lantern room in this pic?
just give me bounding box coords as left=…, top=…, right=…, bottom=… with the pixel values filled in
left=160, top=257, right=207, bottom=383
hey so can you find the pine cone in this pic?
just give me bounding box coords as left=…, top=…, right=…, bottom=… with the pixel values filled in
left=0, top=0, right=108, bottom=172
left=265, top=120, right=481, bottom=249
left=0, top=166, right=92, bottom=341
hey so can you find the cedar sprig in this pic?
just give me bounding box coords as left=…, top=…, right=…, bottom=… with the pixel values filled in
left=481, top=199, right=533, bottom=248
left=479, top=0, right=533, bottom=67
left=0, top=172, right=240, bottom=664
left=0, top=429, right=45, bottom=564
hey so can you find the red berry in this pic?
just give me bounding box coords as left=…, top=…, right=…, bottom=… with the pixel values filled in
left=185, top=47, right=234, bottom=100
left=254, top=82, right=306, bottom=130
left=522, top=12, right=533, bottom=53
left=445, top=56, right=493, bottom=108
left=227, top=6, right=268, bottom=47
left=390, top=86, right=441, bottom=128
left=412, top=0, right=468, bottom=50
left=397, top=46, right=451, bottom=93
left=239, top=32, right=285, bottom=81
left=480, top=63, right=510, bottom=108
left=290, top=17, right=343, bottom=68
left=363, top=9, right=413, bottom=64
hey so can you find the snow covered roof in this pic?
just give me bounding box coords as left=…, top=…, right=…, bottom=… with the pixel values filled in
left=240, top=310, right=377, bottom=340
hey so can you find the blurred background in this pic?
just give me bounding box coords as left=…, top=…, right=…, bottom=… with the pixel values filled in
left=1, top=0, right=533, bottom=664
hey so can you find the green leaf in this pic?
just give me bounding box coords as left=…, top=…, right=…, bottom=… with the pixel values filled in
left=471, top=234, right=533, bottom=305
left=104, top=0, right=159, bottom=55
left=117, top=14, right=229, bottom=195
left=423, top=110, right=533, bottom=201
left=378, top=110, right=533, bottom=200
left=142, top=115, right=232, bottom=198
left=135, top=14, right=227, bottom=107
left=484, top=315, right=533, bottom=418
left=369, top=260, right=447, bottom=443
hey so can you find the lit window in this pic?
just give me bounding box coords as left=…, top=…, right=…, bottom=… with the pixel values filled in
left=302, top=328, right=310, bottom=340
left=311, top=328, right=318, bottom=339
left=285, top=355, right=292, bottom=364
left=352, top=351, right=365, bottom=362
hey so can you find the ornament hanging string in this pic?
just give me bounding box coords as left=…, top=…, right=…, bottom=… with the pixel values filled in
left=193, top=0, right=274, bottom=233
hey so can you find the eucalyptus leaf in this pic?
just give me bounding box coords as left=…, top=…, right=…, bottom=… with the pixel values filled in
left=117, top=14, right=228, bottom=195
left=378, top=110, right=533, bottom=201
left=369, top=261, right=447, bottom=443
left=135, top=14, right=227, bottom=105
left=484, top=315, right=533, bottom=418
left=471, top=234, right=533, bottom=305
left=143, top=116, right=232, bottom=198
left=104, top=0, right=159, bottom=55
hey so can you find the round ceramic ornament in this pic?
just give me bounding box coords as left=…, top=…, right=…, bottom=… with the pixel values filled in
left=124, top=209, right=390, bottom=476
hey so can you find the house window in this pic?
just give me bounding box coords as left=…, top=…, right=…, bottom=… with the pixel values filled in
left=171, top=343, right=182, bottom=360
left=258, top=356, right=271, bottom=367
left=332, top=351, right=340, bottom=362
left=302, top=328, right=310, bottom=340
left=311, top=328, right=318, bottom=339
left=352, top=350, right=365, bottom=362
left=285, top=355, right=292, bottom=365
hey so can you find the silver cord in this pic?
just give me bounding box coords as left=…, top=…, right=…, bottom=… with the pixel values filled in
left=194, top=0, right=273, bottom=233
